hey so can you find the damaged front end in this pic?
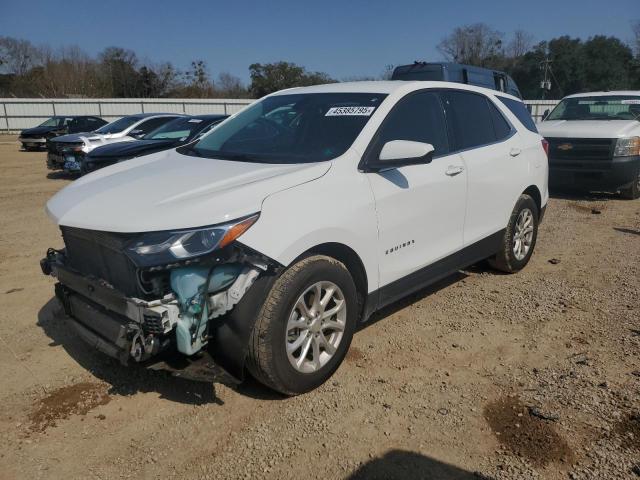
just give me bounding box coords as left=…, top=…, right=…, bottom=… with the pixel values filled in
left=40, top=214, right=279, bottom=383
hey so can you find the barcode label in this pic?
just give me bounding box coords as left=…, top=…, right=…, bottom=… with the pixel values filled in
left=325, top=106, right=375, bottom=116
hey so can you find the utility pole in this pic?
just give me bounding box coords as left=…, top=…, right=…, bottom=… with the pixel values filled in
left=540, top=56, right=553, bottom=100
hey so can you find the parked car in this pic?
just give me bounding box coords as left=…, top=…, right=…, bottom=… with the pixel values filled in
left=538, top=91, right=640, bottom=199
left=46, top=113, right=183, bottom=171
left=19, top=116, right=107, bottom=151
left=391, top=62, right=523, bottom=99
left=77, top=114, right=228, bottom=175
left=41, top=81, right=548, bottom=395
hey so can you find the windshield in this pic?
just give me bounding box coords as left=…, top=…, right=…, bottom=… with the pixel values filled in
left=95, top=116, right=140, bottom=134
left=145, top=117, right=211, bottom=141
left=182, top=93, right=387, bottom=164
left=39, top=117, right=63, bottom=127
left=546, top=96, right=640, bottom=121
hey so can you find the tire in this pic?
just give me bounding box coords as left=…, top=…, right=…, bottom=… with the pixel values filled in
left=620, top=169, right=640, bottom=200
left=247, top=255, right=358, bottom=396
left=489, top=194, right=539, bottom=273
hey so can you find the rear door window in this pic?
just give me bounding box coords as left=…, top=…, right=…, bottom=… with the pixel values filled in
left=497, top=96, right=538, bottom=133
left=441, top=90, right=497, bottom=150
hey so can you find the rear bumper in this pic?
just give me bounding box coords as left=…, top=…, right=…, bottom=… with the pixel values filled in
left=549, top=155, right=640, bottom=191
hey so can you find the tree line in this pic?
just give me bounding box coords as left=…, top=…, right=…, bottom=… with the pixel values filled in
left=1, top=22, right=638, bottom=100
left=437, top=22, right=640, bottom=99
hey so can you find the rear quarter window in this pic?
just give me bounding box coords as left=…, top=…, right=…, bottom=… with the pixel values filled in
left=497, top=96, right=538, bottom=133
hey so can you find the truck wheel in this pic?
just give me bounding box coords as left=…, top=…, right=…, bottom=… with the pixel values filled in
left=489, top=194, right=539, bottom=273
left=247, top=255, right=358, bottom=395
left=620, top=170, right=640, bottom=200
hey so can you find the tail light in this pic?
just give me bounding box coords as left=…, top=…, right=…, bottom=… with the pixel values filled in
left=541, top=139, right=549, bottom=157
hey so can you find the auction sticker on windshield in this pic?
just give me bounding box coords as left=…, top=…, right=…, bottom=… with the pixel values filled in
left=326, top=106, right=376, bottom=116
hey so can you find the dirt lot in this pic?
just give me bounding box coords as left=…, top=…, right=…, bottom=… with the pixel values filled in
left=0, top=135, right=638, bottom=479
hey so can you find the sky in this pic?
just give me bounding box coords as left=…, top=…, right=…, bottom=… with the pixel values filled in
left=1, top=0, right=638, bottom=83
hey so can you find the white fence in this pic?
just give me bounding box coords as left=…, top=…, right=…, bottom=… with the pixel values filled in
left=526, top=100, right=559, bottom=123
left=0, top=98, right=254, bottom=132
left=0, top=97, right=558, bottom=133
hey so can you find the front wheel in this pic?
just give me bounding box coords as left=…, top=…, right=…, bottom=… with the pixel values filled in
left=489, top=194, right=539, bottom=273
left=620, top=169, right=640, bottom=200
left=247, top=255, right=358, bottom=395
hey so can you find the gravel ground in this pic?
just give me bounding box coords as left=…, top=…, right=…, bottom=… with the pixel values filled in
left=0, top=136, right=638, bottom=480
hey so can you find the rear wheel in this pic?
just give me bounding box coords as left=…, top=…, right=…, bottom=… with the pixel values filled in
left=620, top=169, right=640, bottom=200
left=489, top=194, right=539, bottom=273
left=247, top=255, right=358, bottom=395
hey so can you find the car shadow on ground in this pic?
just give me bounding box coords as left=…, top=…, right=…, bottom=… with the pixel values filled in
left=37, top=297, right=226, bottom=405
left=549, top=188, right=619, bottom=201
left=361, top=271, right=468, bottom=331
left=361, top=259, right=507, bottom=332
left=346, top=449, right=491, bottom=480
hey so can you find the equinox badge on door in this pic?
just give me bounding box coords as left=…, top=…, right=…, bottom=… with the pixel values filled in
left=385, top=240, right=415, bottom=255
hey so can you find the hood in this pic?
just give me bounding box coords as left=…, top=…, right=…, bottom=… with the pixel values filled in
left=88, top=139, right=176, bottom=161
left=50, top=132, right=93, bottom=143
left=52, top=132, right=130, bottom=145
left=21, top=126, right=60, bottom=136
left=46, top=149, right=331, bottom=233
left=538, top=120, right=640, bottom=139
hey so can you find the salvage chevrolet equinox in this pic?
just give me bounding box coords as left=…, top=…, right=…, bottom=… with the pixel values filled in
left=41, top=81, right=549, bottom=395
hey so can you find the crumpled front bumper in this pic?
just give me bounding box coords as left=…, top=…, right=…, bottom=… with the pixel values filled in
left=40, top=250, right=242, bottom=384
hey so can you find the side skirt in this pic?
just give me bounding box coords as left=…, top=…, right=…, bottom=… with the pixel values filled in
left=363, top=229, right=505, bottom=320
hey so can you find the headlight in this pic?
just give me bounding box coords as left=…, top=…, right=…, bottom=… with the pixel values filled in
left=614, top=137, right=640, bottom=157
left=126, top=214, right=259, bottom=266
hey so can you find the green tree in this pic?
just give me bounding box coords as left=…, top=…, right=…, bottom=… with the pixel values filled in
left=249, top=61, right=333, bottom=97
left=582, top=36, right=634, bottom=91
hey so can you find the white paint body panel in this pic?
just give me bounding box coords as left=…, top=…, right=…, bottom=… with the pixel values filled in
left=367, top=152, right=466, bottom=287
left=46, top=149, right=330, bottom=232
left=538, top=120, right=640, bottom=139
left=538, top=90, right=640, bottom=139
left=46, top=81, right=548, bottom=294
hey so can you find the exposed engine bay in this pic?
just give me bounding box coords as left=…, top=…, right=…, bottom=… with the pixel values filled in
left=41, top=222, right=279, bottom=382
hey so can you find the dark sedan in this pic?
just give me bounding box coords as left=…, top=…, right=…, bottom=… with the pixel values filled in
left=19, top=116, right=107, bottom=151
left=79, top=114, right=228, bottom=174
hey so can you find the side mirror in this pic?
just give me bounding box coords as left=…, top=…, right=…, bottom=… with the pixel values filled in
left=542, top=109, right=550, bottom=121
left=129, top=129, right=145, bottom=139
left=366, top=140, right=434, bottom=172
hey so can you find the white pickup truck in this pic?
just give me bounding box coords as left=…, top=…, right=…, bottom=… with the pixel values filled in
left=538, top=91, right=640, bottom=199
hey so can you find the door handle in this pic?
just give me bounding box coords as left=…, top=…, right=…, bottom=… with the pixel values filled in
left=445, top=165, right=464, bottom=176
left=510, top=148, right=522, bottom=157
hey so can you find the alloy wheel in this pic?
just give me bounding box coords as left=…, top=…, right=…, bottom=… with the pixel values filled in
left=513, top=208, right=534, bottom=261
left=285, top=281, right=347, bottom=373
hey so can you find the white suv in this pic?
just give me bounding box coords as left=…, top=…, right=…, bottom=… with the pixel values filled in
left=41, top=81, right=548, bottom=395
